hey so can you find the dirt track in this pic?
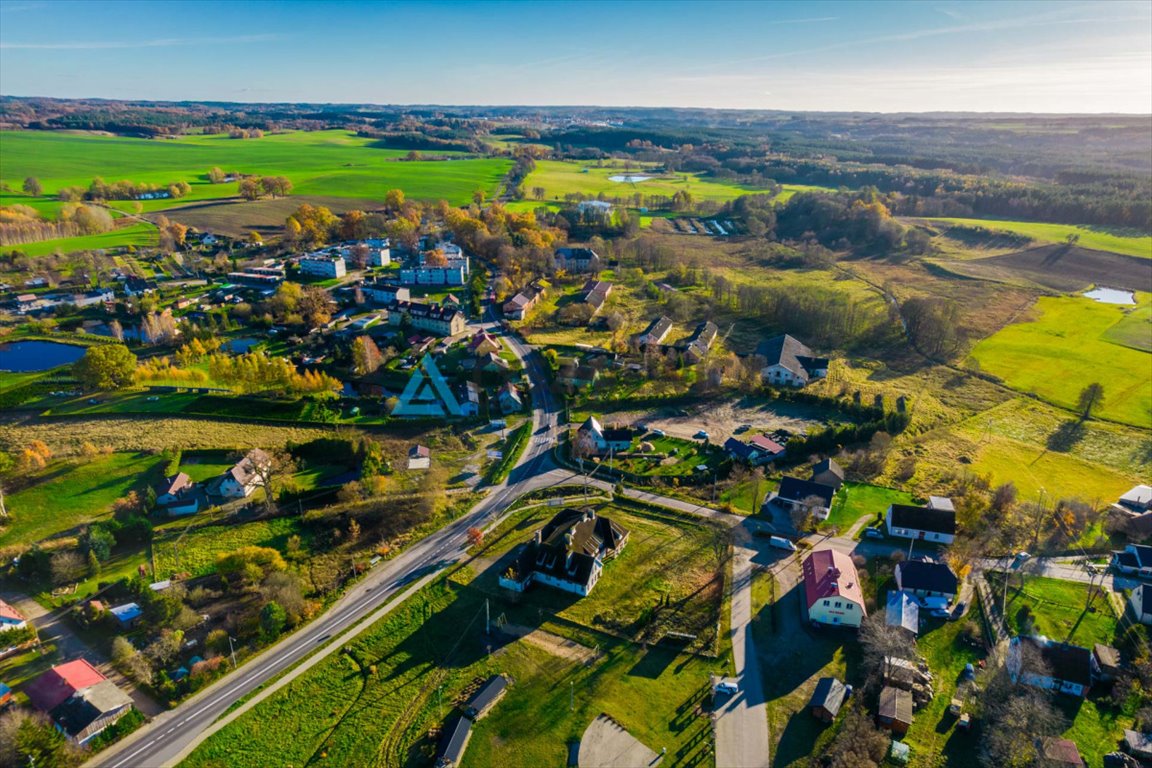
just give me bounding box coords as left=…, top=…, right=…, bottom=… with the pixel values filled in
left=592, top=398, right=826, bottom=443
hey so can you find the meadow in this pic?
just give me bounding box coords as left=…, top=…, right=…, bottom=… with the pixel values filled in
left=923, top=217, right=1152, bottom=259
left=969, top=295, right=1152, bottom=428
left=154, top=516, right=306, bottom=579
left=986, top=573, right=1117, bottom=646
left=11, top=221, right=157, bottom=256
left=523, top=159, right=792, bottom=204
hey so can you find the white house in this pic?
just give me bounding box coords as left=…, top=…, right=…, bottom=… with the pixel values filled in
left=217, top=449, right=271, bottom=499
left=299, top=254, right=347, bottom=279
left=499, top=508, right=629, bottom=597
left=755, top=334, right=829, bottom=387
left=633, top=316, right=674, bottom=347
left=1111, top=544, right=1152, bottom=578
left=895, top=560, right=959, bottom=602
left=1112, top=484, right=1152, bottom=515
left=885, top=500, right=957, bottom=545
left=576, top=417, right=632, bottom=455
left=802, top=548, right=866, bottom=628
left=1130, top=584, right=1152, bottom=626
left=0, top=598, right=27, bottom=632
left=1007, top=637, right=1093, bottom=698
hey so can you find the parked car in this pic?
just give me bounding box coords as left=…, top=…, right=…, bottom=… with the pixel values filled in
left=930, top=608, right=951, bottom=619
left=735, top=424, right=751, bottom=434
left=715, top=680, right=739, bottom=695
left=693, top=430, right=709, bottom=440
left=949, top=602, right=967, bottom=621
left=769, top=536, right=798, bottom=552
left=651, top=429, right=666, bottom=438
left=863, top=528, right=884, bottom=539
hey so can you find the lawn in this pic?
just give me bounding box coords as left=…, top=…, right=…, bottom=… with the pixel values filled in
left=153, top=516, right=306, bottom=579
left=1101, top=303, right=1152, bottom=352
left=610, top=435, right=725, bottom=478
left=10, top=221, right=158, bottom=256
left=923, top=217, right=1152, bottom=260
left=0, top=130, right=509, bottom=213
left=829, top=482, right=916, bottom=532
left=970, top=295, right=1152, bottom=428
left=182, top=507, right=723, bottom=768
left=0, top=452, right=161, bottom=547
left=987, top=573, right=1118, bottom=646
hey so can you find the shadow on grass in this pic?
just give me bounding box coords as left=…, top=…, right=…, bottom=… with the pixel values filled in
left=1046, top=419, right=1086, bottom=453
left=627, top=647, right=677, bottom=680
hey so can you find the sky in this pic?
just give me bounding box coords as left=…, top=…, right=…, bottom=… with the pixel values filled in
left=0, top=0, right=1149, bottom=113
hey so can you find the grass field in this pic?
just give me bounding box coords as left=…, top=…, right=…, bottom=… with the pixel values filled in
left=1101, top=303, right=1152, bottom=352
left=9, top=221, right=157, bottom=256
left=988, top=573, right=1117, bottom=646
left=829, top=482, right=916, bottom=531
left=154, top=516, right=306, bottom=578
left=524, top=159, right=783, bottom=204
left=0, top=452, right=160, bottom=547
left=0, top=130, right=510, bottom=212
left=924, top=217, right=1152, bottom=259
left=970, top=295, right=1152, bottom=428
left=183, top=504, right=723, bottom=768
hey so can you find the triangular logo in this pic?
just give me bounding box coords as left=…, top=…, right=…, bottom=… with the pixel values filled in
left=393, top=353, right=463, bottom=418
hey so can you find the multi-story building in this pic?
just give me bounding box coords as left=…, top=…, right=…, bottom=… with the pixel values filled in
left=299, top=254, right=347, bottom=279
left=387, top=300, right=466, bottom=337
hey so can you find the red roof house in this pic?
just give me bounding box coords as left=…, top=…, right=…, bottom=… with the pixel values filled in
left=802, top=548, right=867, bottom=628
left=25, top=659, right=107, bottom=712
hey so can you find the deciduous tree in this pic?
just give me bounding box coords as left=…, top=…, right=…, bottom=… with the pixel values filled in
left=73, top=343, right=137, bottom=389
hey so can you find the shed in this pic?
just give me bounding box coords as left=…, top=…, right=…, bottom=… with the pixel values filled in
left=807, top=677, right=847, bottom=723
left=1093, top=644, right=1121, bottom=681
left=108, top=603, right=142, bottom=628
left=1039, top=736, right=1084, bottom=767
left=877, top=686, right=913, bottom=735
left=889, top=740, right=911, bottom=765
left=437, top=716, right=473, bottom=768
left=886, top=591, right=919, bottom=636
left=465, top=675, right=508, bottom=721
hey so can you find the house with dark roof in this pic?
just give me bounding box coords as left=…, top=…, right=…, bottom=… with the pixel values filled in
left=885, top=501, right=957, bottom=545
left=499, top=507, right=629, bottom=597
left=26, top=659, right=133, bottom=744
left=558, top=362, right=600, bottom=389
left=633, top=316, right=674, bottom=347
left=577, top=417, right=631, bottom=455
left=771, top=476, right=836, bottom=520
left=555, top=247, right=601, bottom=274
left=877, top=686, right=913, bottom=734
left=437, top=716, right=473, bottom=768
left=465, top=675, right=508, bottom=720
left=1129, top=584, right=1152, bottom=625
left=754, top=334, right=829, bottom=387
left=0, top=598, right=27, bottom=632
left=802, top=549, right=866, bottom=627
left=498, top=383, right=523, bottom=415
left=895, top=560, right=959, bottom=601
left=886, top=591, right=919, bottom=636
left=108, top=602, right=142, bottom=629
left=1007, top=637, right=1093, bottom=697
left=1112, top=544, right=1152, bottom=577
left=723, top=435, right=786, bottom=467
left=811, top=459, right=845, bottom=491
left=808, top=677, right=847, bottom=722
left=676, top=321, right=718, bottom=365
left=579, top=279, right=613, bottom=313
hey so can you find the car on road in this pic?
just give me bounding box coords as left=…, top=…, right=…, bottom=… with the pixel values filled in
left=715, top=681, right=739, bottom=695
left=146, top=396, right=160, bottom=402
left=768, top=536, right=798, bottom=552
left=693, top=430, right=709, bottom=440
left=863, top=528, right=884, bottom=539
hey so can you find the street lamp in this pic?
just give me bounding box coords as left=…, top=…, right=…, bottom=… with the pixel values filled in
left=228, top=635, right=238, bottom=669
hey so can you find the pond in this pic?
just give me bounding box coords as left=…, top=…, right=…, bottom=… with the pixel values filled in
left=0, top=340, right=87, bottom=372
left=1083, top=287, right=1136, bottom=305
left=225, top=337, right=261, bottom=354
left=609, top=174, right=653, bottom=183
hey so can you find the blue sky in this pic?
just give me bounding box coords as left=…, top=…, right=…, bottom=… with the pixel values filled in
left=1, top=0, right=1149, bottom=112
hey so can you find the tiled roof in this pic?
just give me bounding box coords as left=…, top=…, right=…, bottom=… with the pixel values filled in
left=802, top=549, right=865, bottom=613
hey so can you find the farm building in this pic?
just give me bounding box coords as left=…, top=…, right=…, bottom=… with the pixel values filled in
left=810, top=458, right=845, bottom=491
left=579, top=279, right=613, bottom=313
left=884, top=501, right=957, bottom=545
left=437, top=716, right=472, bottom=768
left=1111, top=544, right=1152, bottom=578
left=0, top=598, right=27, bottom=631
left=25, top=659, right=134, bottom=745
left=499, top=507, right=629, bottom=597
left=877, top=686, right=913, bottom=735
left=633, top=316, right=674, bottom=347
left=802, top=548, right=866, bottom=628
left=676, top=320, right=719, bottom=365
left=1129, top=584, right=1152, bottom=625
left=754, top=334, right=828, bottom=387
left=771, top=476, right=836, bottom=520
left=1007, top=637, right=1093, bottom=697
left=808, top=677, right=847, bottom=722
left=894, top=560, right=959, bottom=602
left=464, top=675, right=508, bottom=720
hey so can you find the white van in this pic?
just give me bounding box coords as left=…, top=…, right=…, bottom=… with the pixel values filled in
left=769, top=536, right=798, bottom=552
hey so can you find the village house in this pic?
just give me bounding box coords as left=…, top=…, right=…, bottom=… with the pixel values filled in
left=156, top=472, right=195, bottom=505
left=557, top=362, right=600, bottom=389
left=0, top=598, right=27, bottom=632
left=459, top=351, right=510, bottom=374
left=1129, top=584, right=1152, bottom=625
left=894, top=560, right=959, bottom=602
left=723, top=434, right=786, bottom=467
left=811, top=458, right=845, bottom=491
left=755, top=334, right=829, bottom=387
left=498, top=383, right=523, bottom=414
left=502, top=283, right=544, bottom=320
left=1112, top=543, right=1152, bottom=578
left=109, top=602, right=142, bottom=629
left=579, top=279, right=613, bottom=314
left=802, top=548, right=866, bottom=628
left=408, top=444, right=431, bottom=470
left=298, top=253, right=347, bottom=279
left=633, top=316, right=674, bottom=348
left=676, top=320, right=719, bottom=365
left=808, top=677, right=847, bottom=723
left=1112, top=484, right=1152, bottom=515
left=457, top=381, right=481, bottom=417
left=467, top=330, right=502, bottom=356
left=1008, top=637, right=1093, bottom=697
left=216, top=448, right=271, bottom=499
left=877, top=686, right=913, bottom=735
left=770, top=476, right=836, bottom=520
left=576, top=417, right=632, bottom=456
left=499, top=507, right=629, bottom=597
left=387, top=300, right=467, bottom=337
left=555, top=247, right=601, bottom=273
left=885, top=499, right=957, bottom=545
left=361, top=280, right=411, bottom=305
left=25, top=659, right=134, bottom=745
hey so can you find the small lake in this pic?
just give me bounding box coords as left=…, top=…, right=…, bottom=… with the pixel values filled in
left=1083, top=287, right=1136, bottom=305
left=0, top=340, right=87, bottom=372
left=225, top=337, right=261, bottom=354
left=609, top=174, right=653, bottom=183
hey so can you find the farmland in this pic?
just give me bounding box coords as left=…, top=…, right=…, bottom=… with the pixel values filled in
left=922, top=217, right=1152, bottom=260
left=970, top=294, right=1152, bottom=428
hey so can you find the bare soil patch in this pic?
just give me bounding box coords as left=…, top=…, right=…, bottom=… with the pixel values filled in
left=157, top=195, right=382, bottom=238
left=594, top=397, right=827, bottom=443
left=501, top=624, right=597, bottom=665
left=939, top=244, right=1152, bottom=293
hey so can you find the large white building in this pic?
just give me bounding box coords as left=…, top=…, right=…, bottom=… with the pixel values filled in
left=399, top=243, right=470, bottom=286
left=299, top=254, right=346, bottom=279
left=802, top=548, right=866, bottom=628
left=885, top=498, right=957, bottom=545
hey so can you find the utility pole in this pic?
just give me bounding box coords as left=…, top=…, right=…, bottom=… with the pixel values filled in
left=485, top=598, right=490, bottom=636
left=570, top=680, right=574, bottom=712
left=228, top=635, right=237, bottom=669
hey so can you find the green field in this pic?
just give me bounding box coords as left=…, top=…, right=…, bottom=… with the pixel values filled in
left=970, top=295, right=1152, bottom=428
left=1101, top=303, right=1152, bottom=352
left=924, top=217, right=1152, bottom=259
left=0, top=130, right=511, bottom=213
left=0, top=452, right=160, bottom=547
left=154, top=516, right=305, bottom=579
left=988, top=573, right=1117, bottom=646
left=829, top=482, right=915, bottom=531
left=8, top=221, right=158, bottom=256
left=183, top=504, right=723, bottom=768
left=524, top=159, right=784, bottom=204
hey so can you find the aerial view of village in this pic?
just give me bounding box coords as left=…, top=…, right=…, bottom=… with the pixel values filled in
left=0, top=1, right=1149, bottom=767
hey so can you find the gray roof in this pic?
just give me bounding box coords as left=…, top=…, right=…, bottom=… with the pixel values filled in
left=886, top=591, right=919, bottom=634
left=808, top=677, right=846, bottom=716
left=754, top=334, right=828, bottom=377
